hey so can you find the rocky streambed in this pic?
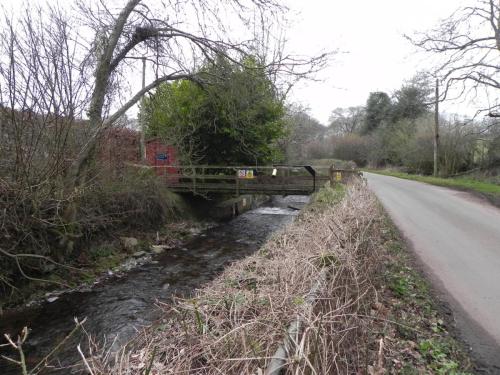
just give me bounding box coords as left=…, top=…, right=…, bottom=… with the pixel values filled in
left=0, top=195, right=309, bottom=374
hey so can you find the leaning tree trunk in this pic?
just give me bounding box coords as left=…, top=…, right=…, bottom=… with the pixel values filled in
left=59, top=0, right=141, bottom=256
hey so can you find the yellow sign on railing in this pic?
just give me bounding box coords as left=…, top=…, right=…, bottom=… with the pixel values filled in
left=238, top=169, right=254, bottom=179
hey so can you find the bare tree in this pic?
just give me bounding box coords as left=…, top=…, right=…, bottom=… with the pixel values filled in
left=328, top=106, right=365, bottom=136
left=0, top=4, right=93, bottom=262
left=0, top=0, right=330, bottom=255
left=407, top=0, right=500, bottom=116
left=0, top=6, right=91, bottom=184
left=282, top=106, right=326, bottom=163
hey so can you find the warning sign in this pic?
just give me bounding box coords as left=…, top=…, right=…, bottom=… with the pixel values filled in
left=238, top=169, right=254, bottom=179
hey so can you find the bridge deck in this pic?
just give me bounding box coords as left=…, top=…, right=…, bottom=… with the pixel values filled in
left=150, top=165, right=359, bottom=196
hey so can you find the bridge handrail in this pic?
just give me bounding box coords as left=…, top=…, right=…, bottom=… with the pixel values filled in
left=126, top=163, right=361, bottom=195
left=147, top=165, right=338, bottom=170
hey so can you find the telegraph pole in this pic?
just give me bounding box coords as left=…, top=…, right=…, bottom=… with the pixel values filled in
left=139, top=56, right=147, bottom=162
left=433, top=78, right=440, bottom=177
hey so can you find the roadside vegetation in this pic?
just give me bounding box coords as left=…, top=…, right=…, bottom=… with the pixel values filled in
left=378, top=214, right=474, bottom=374
left=286, top=77, right=499, bottom=180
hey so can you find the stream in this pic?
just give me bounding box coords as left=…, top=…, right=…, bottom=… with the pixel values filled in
left=0, top=195, right=309, bottom=374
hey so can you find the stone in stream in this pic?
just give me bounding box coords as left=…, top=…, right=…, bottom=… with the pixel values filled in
left=120, top=237, right=139, bottom=251
left=151, top=245, right=170, bottom=254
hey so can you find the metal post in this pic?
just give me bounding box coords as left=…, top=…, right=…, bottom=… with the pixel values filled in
left=304, top=166, right=316, bottom=193
left=329, top=165, right=335, bottom=187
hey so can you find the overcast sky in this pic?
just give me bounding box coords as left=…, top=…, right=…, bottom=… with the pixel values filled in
left=2, top=0, right=477, bottom=124
left=283, top=0, right=469, bottom=124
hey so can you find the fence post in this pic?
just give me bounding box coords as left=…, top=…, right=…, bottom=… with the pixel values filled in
left=235, top=169, right=240, bottom=197
left=329, top=165, right=335, bottom=187
left=193, top=167, right=197, bottom=194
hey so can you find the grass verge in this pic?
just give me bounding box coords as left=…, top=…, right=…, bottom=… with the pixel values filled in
left=310, top=181, right=346, bottom=207
left=365, top=169, right=500, bottom=205
left=377, top=214, right=473, bottom=374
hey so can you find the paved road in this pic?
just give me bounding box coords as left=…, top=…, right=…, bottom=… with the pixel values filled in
left=365, top=173, right=500, bottom=371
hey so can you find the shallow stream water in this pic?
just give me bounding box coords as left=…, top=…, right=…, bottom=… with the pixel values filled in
left=0, top=195, right=308, bottom=374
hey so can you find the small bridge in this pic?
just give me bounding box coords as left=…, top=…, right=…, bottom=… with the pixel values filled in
left=152, top=165, right=360, bottom=196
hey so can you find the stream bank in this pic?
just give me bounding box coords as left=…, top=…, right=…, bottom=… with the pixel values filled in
left=0, top=194, right=265, bottom=312
left=0, top=195, right=308, bottom=374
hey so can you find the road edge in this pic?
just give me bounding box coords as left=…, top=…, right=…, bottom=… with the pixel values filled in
left=380, top=204, right=500, bottom=374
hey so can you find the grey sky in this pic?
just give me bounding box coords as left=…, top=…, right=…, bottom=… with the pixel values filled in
left=284, top=0, right=470, bottom=123
left=2, top=0, right=480, bottom=124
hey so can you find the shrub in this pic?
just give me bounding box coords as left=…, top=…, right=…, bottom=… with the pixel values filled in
left=0, top=168, right=186, bottom=292
left=332, top=134, right=369, bottom=166
left=487, top=135, right=500, bottom=167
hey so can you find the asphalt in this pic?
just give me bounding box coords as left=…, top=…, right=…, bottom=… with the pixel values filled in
left=365, top=172, right=500, bottom=372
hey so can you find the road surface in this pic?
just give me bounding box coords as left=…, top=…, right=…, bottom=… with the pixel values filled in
left=365, top=172, right=500, bottom=372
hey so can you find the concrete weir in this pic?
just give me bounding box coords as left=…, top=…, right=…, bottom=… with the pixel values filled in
left=211, top=194, right=270, bottom=219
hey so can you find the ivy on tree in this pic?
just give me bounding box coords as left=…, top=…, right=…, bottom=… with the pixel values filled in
left=142, top=56, right=285, bottom=165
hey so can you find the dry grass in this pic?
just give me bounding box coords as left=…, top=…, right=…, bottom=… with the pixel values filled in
left=87, top=182, right=386, bottom=374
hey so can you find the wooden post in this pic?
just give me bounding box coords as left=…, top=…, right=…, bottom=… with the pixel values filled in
left=329, top=165, right=335, bottom=187
left=235, top=170, right=240, bottom=197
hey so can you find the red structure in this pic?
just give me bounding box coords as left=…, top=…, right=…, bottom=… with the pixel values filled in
left=146, top=138, right=179, bottom=182
left=99, top=128, right=140, bottom=174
